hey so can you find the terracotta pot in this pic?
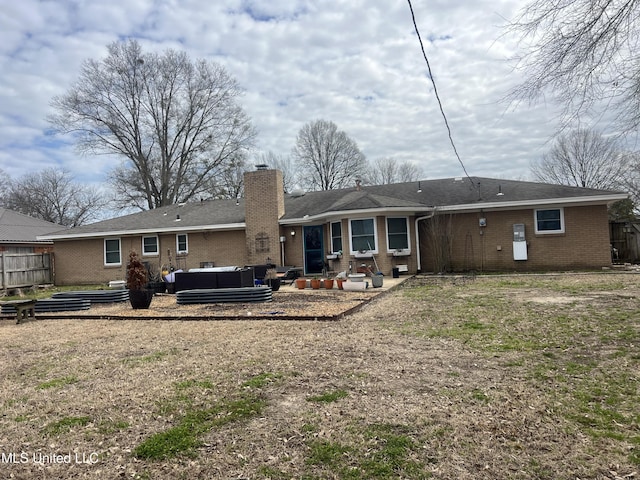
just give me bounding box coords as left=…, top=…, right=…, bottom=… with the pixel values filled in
left=336, top=279, right=344, bottom=290
left=295, top=278, right=307, bottom=289
left=310, top=279, right=321, bottom=289
left=323, top=279, right=334, bottom=289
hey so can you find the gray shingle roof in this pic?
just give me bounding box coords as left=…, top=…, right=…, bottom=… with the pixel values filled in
left=0, top=209, right=62, bottom=244
left=41, top=177, right=628, bottom=240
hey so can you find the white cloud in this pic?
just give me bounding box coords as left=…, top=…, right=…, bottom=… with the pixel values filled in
left=0, top=0, right=585, bottom=190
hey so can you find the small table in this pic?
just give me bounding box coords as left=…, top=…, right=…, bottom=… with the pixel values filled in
left=2, top=299, right=37, bottom=324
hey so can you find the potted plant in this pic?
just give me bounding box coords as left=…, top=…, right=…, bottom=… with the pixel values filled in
left=126, top=250, right=154, bottom=309
left=335, top=271, right=347, bottom=290
left=310, top=276, right=321, bottom=289
left=263, top=268, right=281, bottom=292
left=323, top=278, right=334, bottom=289
left=295, top=277, right=307, bottom=289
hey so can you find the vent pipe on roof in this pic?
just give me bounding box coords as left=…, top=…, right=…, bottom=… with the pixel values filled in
left=355, top=179, right=362, bottom=191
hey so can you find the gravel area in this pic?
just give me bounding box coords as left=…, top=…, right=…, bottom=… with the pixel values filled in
left=4, top=279, right=407, bottom=321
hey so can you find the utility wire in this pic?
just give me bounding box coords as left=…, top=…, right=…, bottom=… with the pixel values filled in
left=406, top=0, right=474, bottom=185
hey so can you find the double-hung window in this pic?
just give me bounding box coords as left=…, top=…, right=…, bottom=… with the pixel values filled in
left=350, top=218, right=376, bottom=253
left=386, top=217, right=410, bottom=251
left=176, top=234, right=188, bottom=254
left=330, top=221, right=342, bottom=253
left=104, top=238, right=121, bottom=266
left=534, top=208, right=564, bottom=234
left=142, top=235, right=159, bottom=256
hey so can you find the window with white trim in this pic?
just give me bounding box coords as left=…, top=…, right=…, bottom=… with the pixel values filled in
left=176, top=234, right=188, bottom=254
left=142, top=235, right=159, bottom=255
left=534, top=208, right=565, bottom=234
left=104, top=238, right=121, bottom=266
left=386, top=217, right=410, bottom=251
left=330, top=221, right=342, bottom=253
left=349, top=218, right=377, bottom=253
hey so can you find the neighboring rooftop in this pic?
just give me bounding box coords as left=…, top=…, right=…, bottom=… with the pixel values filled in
left=0, top=208, right=63, bottom=244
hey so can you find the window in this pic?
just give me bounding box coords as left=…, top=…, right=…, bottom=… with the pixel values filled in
left=330, top=221, right=342, bottom=253
left=386, top=217, right=410, bottom=251
left=176, top=234, right=188, bottom=254
left=350, top=218, right=377, bottom=253
left=104, top=238, right=121, bottom=266
left=535, top=208, right=564, bottom=234
left=142, top=235, right=159, bottom=255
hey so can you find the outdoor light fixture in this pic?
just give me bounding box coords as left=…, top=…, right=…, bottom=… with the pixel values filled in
left=291, top=230, right=295, bottom=236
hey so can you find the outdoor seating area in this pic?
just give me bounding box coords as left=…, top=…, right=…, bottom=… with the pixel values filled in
left=173, top=267, right=254, bottom=292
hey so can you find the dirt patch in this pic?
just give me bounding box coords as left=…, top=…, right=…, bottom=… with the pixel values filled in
left=0, top=273, right=638, bottom=479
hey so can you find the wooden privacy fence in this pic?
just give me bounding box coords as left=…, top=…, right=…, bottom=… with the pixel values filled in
left=1, top=252, right=52, bottom=291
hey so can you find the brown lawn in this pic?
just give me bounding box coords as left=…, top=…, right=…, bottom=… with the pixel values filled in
left=0, top=273, right=638, bottom=479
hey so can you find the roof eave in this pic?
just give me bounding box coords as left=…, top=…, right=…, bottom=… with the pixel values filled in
left=436, top=194, right=629, bottom=213
left=38, top=222, right=247, bottom=241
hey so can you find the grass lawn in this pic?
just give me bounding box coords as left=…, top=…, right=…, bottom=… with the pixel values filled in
left=0, top=273, right=638, bottom=479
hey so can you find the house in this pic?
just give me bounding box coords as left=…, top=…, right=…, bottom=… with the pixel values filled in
left=39, top=167, right=628, bottom=285
left=0, top=208, right=62, bottom=290
left=0, top=208, right=61, bottom=253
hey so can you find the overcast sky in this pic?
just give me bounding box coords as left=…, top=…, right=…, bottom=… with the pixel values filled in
left=2, top=0, right=575, bottom=192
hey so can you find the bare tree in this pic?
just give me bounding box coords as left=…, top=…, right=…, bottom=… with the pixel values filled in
left=3, top=168, right=106, bottom=226
left=366, top=157, right=423, bottom=185
left=256, top=151, right=299, bottom=193
left=0, top=169, right=10, bottom=205
left=212, top=153, right=247, bottom=200
left=507, top=0, right=640, bottom=132
left=531, top=129, right=628, bottom=190
left=292, top=119, right=366, bottom=191
left=419, top=212, right=454, bottom=273
left=622, top=151, right=640, bottom=209
left=49, top=39, right=256, bottom=210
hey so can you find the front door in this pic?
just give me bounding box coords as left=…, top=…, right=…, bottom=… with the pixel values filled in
left=303, top=225, right=324, bottom=275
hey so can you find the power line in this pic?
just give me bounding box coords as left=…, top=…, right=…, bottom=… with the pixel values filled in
left=406, top=0, right=474, bottom=185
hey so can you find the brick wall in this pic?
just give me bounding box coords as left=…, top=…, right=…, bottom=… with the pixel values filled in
left=320, top=216, right=419, bottom=277
left=244, top=169, right=285, bottom=265
left=53, top=230, right=249, bottom=286
left=420, top=205, right=612, bottom=272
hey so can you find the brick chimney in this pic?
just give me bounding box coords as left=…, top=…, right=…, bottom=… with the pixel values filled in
left=244, top=166, right=285, bottom=265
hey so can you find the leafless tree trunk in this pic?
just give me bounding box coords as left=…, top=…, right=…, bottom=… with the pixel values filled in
left=2, top=168, right=105, bottom=226
left=49, top=39, right=256, bottom=210
left=292, top=119, right=366, bottom=191
left=531, top=129, right=628, bottom=189
left=507, top=0, right=640, bottom=133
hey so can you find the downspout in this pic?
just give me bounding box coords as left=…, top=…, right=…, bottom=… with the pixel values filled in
left=415, top=209, right=436, bottom=273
